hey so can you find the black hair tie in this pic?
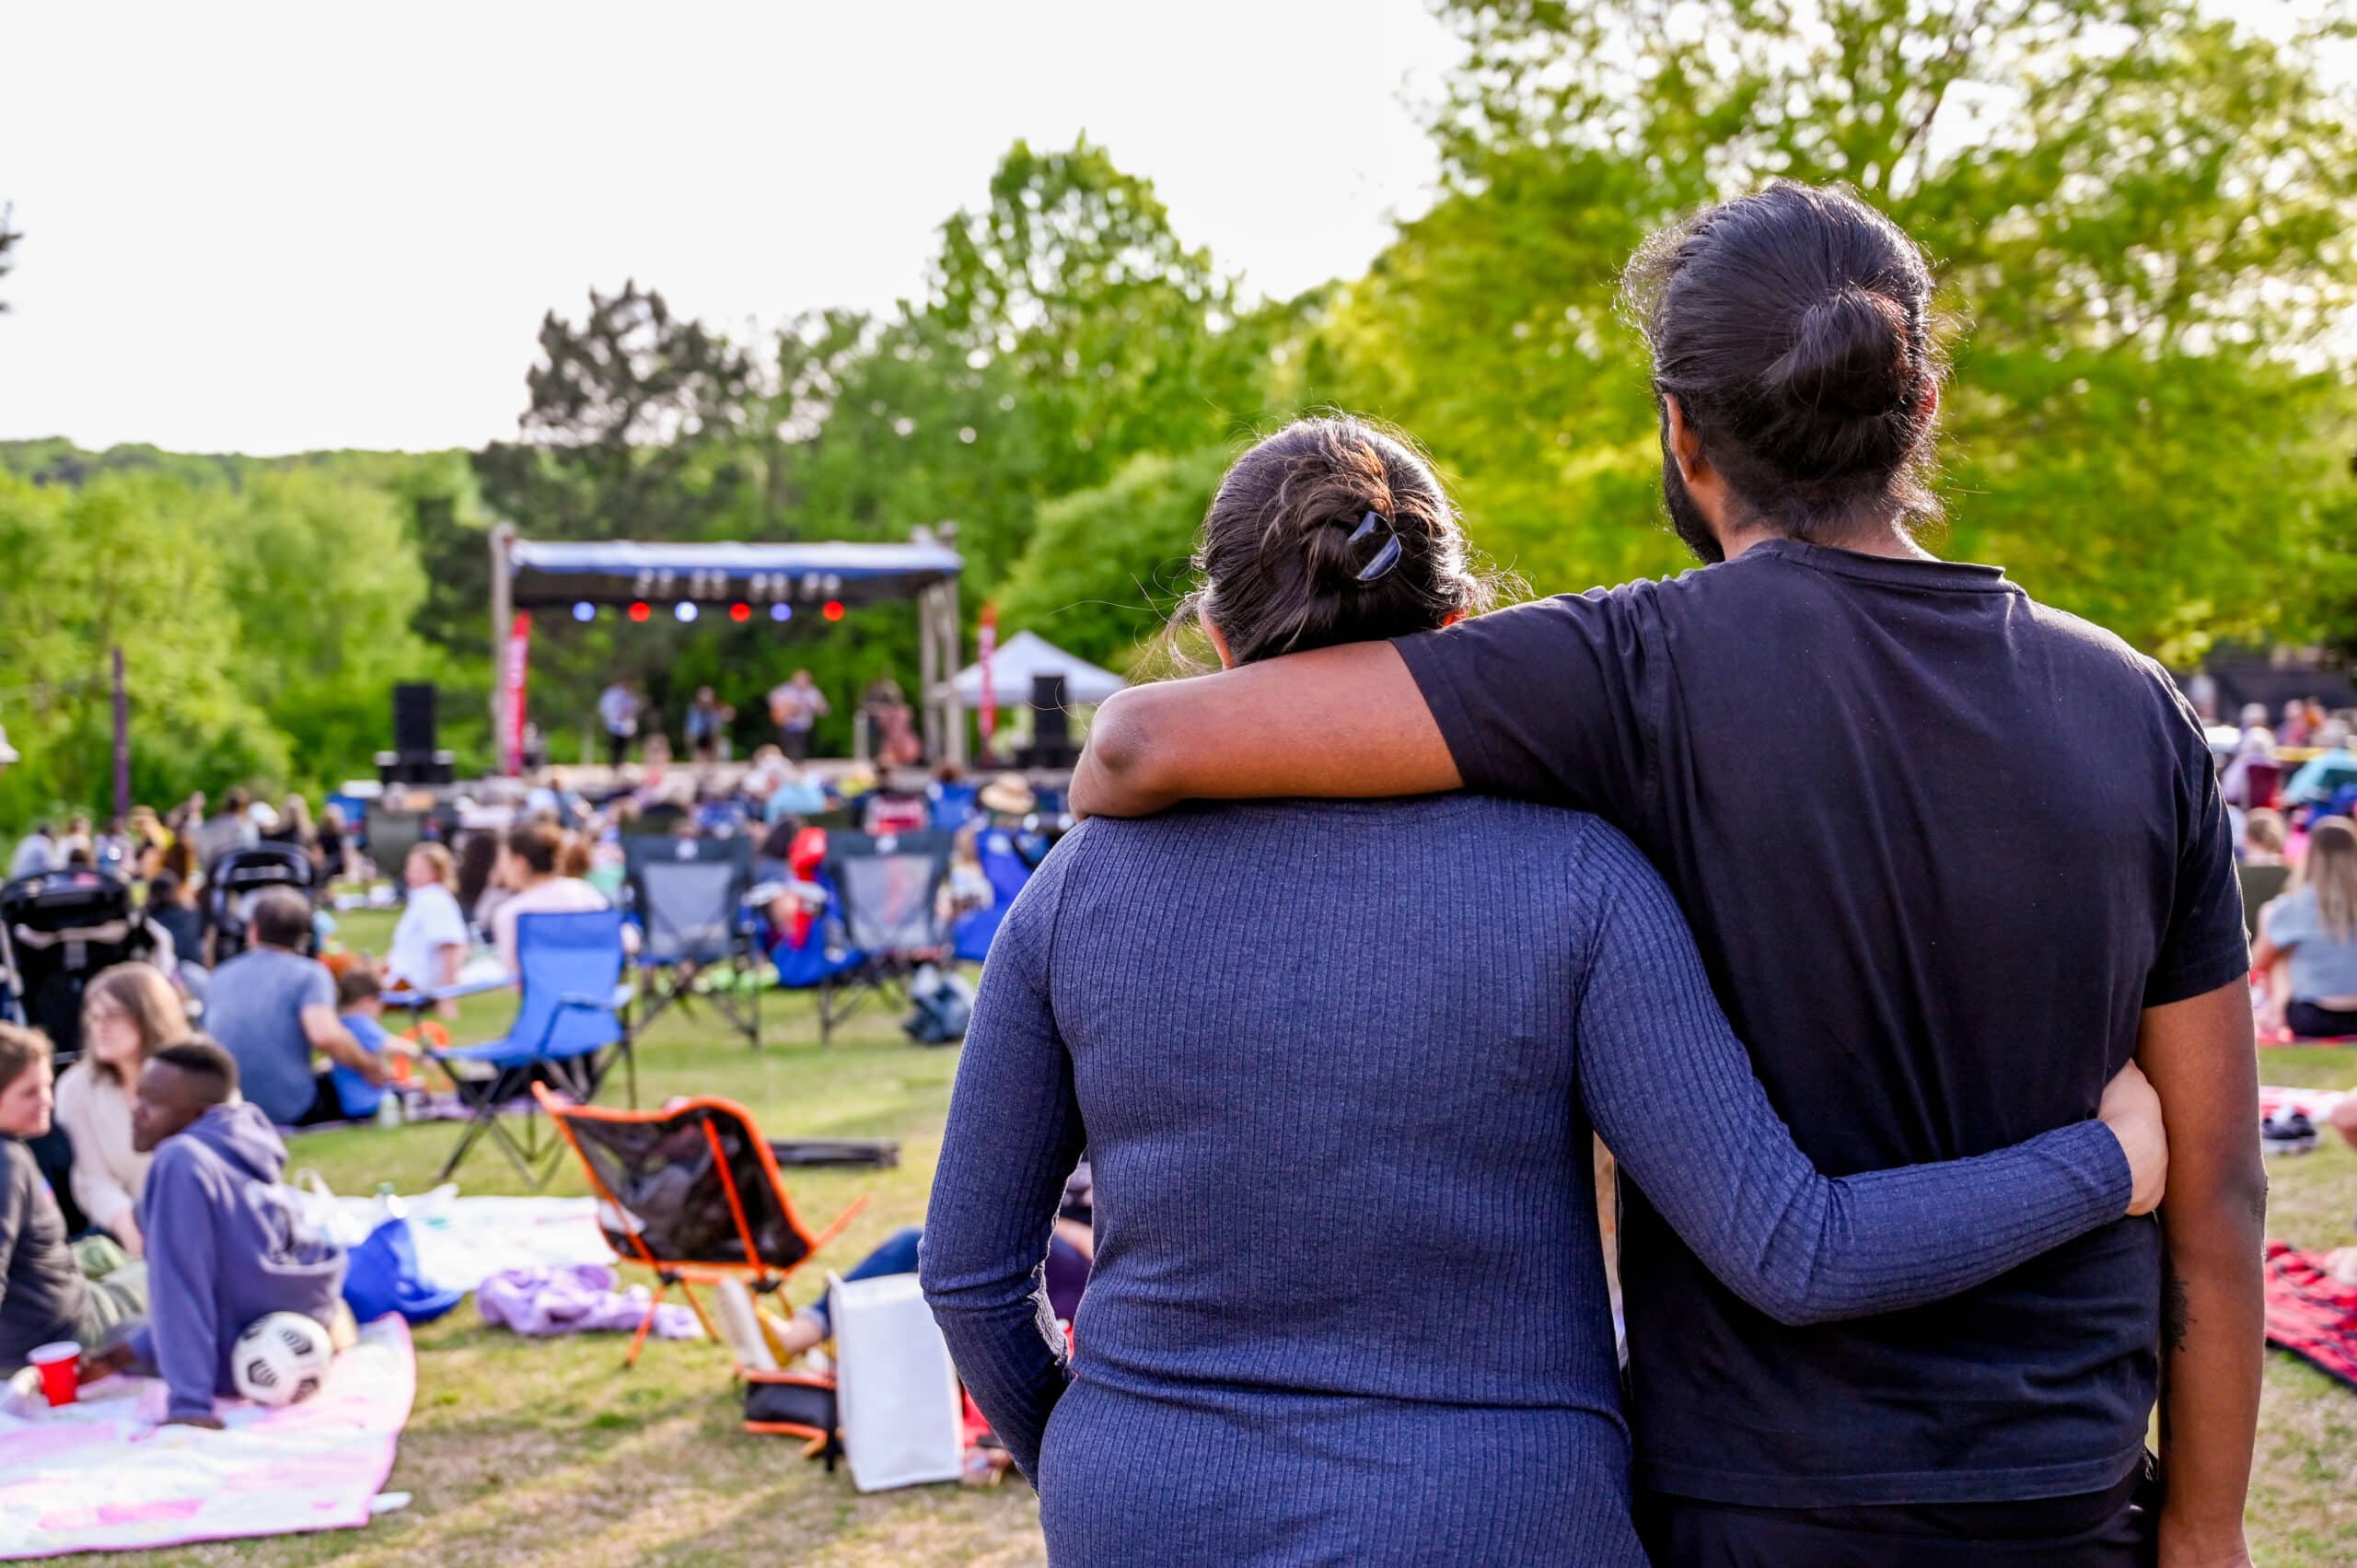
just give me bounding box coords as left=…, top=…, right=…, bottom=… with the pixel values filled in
left=1346, top=511, right=1402, bottom=584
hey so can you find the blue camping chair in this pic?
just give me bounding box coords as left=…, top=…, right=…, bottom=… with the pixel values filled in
left=951, top=825, right=1036, bottom=962
left=425, top=909, right=634, bottom=1186
left=770, top=868, right=866, bottom=1042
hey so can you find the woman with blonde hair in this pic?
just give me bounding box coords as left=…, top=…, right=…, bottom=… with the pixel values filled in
left=2257, top=816, right=2357, bottom=1040
left=385, top=842, right=470, bottom=1014
left=53, top=963, right=190, bottom=1256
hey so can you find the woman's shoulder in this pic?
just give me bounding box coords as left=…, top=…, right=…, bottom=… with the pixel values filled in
left=52, top=1059, right=96, bottom=1107
left=1064, top=797, right=1617, bottom=874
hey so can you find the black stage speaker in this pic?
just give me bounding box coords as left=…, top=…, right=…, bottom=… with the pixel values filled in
left=379, top=681, right=456, bottom=785
left=393, top=683, right=438, bottom=756
left=1020, top=674, right=1077, bottom=770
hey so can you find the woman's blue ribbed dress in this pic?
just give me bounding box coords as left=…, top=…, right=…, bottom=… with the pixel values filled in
left=921, top=798, right=2129, bottom=1566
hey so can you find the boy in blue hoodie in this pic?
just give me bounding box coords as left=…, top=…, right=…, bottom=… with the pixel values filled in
left=83, top=1040, right=348, bottom=1426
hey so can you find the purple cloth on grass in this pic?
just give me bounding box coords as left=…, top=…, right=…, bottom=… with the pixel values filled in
left=475, top=1264, right=701, bottom=1340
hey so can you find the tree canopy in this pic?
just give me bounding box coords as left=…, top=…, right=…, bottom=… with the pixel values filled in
left=4, top=3, right=2353, bottom=819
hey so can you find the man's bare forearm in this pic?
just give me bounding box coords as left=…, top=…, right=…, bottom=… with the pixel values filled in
left=2157, top=1200, right=2264, bottom=1564
left=2139, top=981, right=2264, bottom=1567
left=1072, top=643, right=1457, bottom=818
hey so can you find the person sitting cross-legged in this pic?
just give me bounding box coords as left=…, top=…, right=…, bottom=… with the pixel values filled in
left=0, top=1024, right=148, bottom=1376
left=204, top=889, right=385, bottom=1126
left=81, top=1041, right=350, bottom=1427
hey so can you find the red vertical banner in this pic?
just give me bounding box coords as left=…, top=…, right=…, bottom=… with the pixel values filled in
left=976, top=603, right=999, bottom=754
left=502, top=610, right=532, bottom=776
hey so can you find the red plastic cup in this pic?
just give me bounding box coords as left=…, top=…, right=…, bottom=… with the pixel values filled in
left=28, top=1342, right=79, bottom=1408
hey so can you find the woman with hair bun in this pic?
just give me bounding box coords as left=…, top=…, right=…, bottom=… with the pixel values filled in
left=923, top=413, right=2167, bottom=1565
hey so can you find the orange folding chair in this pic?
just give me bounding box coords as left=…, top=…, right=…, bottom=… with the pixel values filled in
left=534, top=1085, right=885, bottom=1365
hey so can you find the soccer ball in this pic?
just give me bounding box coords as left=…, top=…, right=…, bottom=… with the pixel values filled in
left=231, top=1313, right=333, bottom=1407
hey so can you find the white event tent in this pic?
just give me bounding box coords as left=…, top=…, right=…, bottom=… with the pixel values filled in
left=946, top=630, right=1128, bottom=707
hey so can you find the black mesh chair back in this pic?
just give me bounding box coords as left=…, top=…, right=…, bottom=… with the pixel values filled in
left=824, top=831, right=953, bottom=958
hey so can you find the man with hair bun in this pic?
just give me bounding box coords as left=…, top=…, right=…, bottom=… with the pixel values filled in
left=1076, top=181, right=2261, bottom=1565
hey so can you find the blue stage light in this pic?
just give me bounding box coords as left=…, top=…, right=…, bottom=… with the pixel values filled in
left=675, top=602, right=698, bottom=623
left=771, top=603, right=793, bottom=623
left=572, top=601, right=596, bottom=622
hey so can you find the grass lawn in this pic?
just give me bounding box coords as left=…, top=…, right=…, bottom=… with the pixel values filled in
left=51, top=907, right=1047, bottom=1568
left=44, top=910, right=2357, bottom=1565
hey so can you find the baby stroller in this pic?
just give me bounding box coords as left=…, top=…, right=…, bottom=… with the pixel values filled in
left=206, top=842, right=319, bottom=961
left=2, top=870, right=163, bottom=1236
left=0, top=868, right=158, bottom=1063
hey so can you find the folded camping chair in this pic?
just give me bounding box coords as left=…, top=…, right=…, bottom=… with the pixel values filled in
left=362, top=806, right=425, bottom=886
left=816, top=831, right=954, bottom=1046
left=535, top=1086, right=885, bottom=1365
left=425, top=908, right=634, bottom=1186
left=2240, top=862, right=2293, bottom=941
left=622, top=834, right=761, bottom=1047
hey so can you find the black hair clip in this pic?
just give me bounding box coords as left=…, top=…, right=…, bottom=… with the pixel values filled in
left=1347, top=511, right=1402, bottom=584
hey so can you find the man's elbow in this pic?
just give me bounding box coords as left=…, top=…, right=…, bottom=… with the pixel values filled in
left=1073, top=688, right=1167, bottom=815
left=2166, top=1148, right=2270, bottom=1250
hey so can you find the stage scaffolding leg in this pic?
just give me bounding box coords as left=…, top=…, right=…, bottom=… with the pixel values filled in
left=489, top=522, right=516, bottom=763
left=918, top=583, right=942, bottom=761
left=940, top=575, right=966, bottom=768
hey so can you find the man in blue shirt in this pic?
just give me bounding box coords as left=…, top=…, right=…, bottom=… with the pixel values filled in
left=203, top=890, right=384, bottom=1125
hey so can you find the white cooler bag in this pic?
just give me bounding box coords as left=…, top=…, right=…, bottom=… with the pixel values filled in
left=828, top=1270, right=966, bottom=1492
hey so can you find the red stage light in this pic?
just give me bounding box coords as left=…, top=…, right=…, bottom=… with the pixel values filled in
left=729, top=602, right=751, bottom=622
left=628, top=601, right=651, bottom=622
left=822, top=600, right=845, bottom=622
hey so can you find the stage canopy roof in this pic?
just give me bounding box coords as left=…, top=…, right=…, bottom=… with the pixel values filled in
left=508, top=540, right=962, bottom=610
left=948, top=629, right=1129, bottom=706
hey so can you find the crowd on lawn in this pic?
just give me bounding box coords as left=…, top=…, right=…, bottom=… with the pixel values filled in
left=0, top=700, right=1064, bottom=1436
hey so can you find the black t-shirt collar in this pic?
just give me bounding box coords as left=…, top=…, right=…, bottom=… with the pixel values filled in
left=1735, top=537, right=2018, bottom=595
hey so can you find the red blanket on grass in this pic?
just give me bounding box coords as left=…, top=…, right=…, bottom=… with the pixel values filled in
left=2265, top=1242, right=2357, bottom=1389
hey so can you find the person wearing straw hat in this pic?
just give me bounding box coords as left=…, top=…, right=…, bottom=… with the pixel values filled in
left=977, top=773, right=1036, bottom=821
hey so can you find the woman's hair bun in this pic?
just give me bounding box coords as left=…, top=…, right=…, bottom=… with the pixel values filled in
left=1178, top=415, right=1501, bottom=667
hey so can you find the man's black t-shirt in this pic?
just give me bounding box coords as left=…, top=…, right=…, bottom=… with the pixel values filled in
left=1394, top=540, right=2247, bottom=1508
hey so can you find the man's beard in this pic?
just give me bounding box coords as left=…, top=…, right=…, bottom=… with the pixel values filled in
left=1660, top=445, right=1724, bottom=564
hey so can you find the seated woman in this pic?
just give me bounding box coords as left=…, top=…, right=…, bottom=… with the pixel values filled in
left=384, top=843, right=470, bottom=1016
left=919, top=417, right=2168, bottom=1566
left=53, top=964, right=191, bottom=1258
left=2256, top=816, right=2357, bottom=1040
left=0, top=1025, right=147, bottom=1375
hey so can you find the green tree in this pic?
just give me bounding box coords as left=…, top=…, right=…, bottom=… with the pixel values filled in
left=1313, top=0, right=2357, bottom=658
left=995, top=446, right=1235, bottom=673
left=0, top=471, right=285, bottom=823
left=929, top=137, right=1266, bottom=505
left=214, top=470, right=434, bottom=791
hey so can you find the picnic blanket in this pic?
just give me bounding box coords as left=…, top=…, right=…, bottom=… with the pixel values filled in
left=311, top=1187, right=615, bottom=1295
left=2264, top=1241, right=2357, bottom=1391
left=0, top=1315, right=414, bottom=1560
left=2259, top=1084, right=2349, bottom=1123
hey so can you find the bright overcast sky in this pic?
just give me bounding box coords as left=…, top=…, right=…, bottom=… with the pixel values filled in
left=0, top=2, right=1463, bottom=456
